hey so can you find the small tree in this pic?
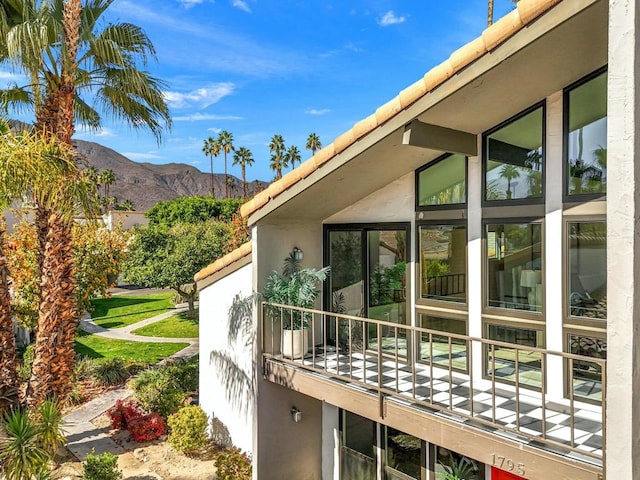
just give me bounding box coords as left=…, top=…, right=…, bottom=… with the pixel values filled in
left=145, top=196, right=243, bottom=228
left=123, top=220, right=240, bottom=317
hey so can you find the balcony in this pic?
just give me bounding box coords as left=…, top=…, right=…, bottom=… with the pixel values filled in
left=261, top=302, right=605, bottom=467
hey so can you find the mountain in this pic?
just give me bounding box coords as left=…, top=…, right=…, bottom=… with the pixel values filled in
left=72, top=140, right=268, bottom=211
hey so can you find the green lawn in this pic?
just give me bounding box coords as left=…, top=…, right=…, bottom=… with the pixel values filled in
left=90, top=292, right=174, bottom=329
left=74, top=332, right=188, bottom=363
left=132, top=309, right=199, bottom=338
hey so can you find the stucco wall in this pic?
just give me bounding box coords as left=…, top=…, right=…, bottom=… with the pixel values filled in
left=199, top=262, right=254, bottom=453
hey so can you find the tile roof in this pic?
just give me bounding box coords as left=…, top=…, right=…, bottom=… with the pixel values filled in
left=194, top=241, right=252, bottom=283
left=240, top=0, right=563, bottom=220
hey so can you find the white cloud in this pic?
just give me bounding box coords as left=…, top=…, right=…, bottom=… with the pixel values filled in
left=173, top=113, right=244, bottom=122
left=164, top=83, right=235, bottom=109
left=207, top=127, right=222, bottom=134
left=75, top=127, right=116, bottom=138
left=177, top=0, right=204, bottom=8
left=123, top=152, right=164, bottom=161
left=232, top=0, right=251, bottom=13
left=305, top=108, right=331, bottom=116
left=378, top=10, right=406, bottom=26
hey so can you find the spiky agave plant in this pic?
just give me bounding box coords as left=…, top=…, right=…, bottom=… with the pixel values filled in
left=34, top=400, right=67, bottom=458
left=0, top=409, right=50, bottom=480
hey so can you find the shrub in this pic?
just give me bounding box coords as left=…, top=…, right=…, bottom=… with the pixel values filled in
left=167, top=406, right=208, bottom=455
left=18, top=344, right=35, bottom=381
left=106, top=400, right=145, bottom=430
left=34, top=400, right=67, bottom=457
left=129, top=368, right=185, bottom=418
left=82, top=452, right=122, bottom=480
left=128, top=413, right=166, bottom=443
left=91, top=358, right=130, bottom=386
left=215, top=448, right=252, bottom=480
left=164, top=357, right=198, bottom=394
left=0, top=409, right=50, bottom=480
left=210, top=416, right=232, bottom=449
left=74, top=355, right=96, bottom=381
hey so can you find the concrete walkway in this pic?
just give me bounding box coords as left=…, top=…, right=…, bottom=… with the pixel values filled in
left=66, top=307, right=199, bottom=461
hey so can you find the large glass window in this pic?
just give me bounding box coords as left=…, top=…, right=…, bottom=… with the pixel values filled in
left=419, top=224, right=467, bottom=303
left=419, top=315, right=467, bottom=371
left=569, top=334, right=606, bottom=402
left=417, top=154, right=466, bottom=207
left=486, top=222, right=543, bottom=312
left=434, top=446, right=483, bottom=480
left=484, top=106, right=544, bottom=202
left=568, top=221, right=606, bottom=319
left=566, top=71, right=607, bottom=196
left=486, top=324, right=543, bottom=389
left=341, top=411, right=376, bottom=480
left=385, top=427, right=422, bottom=480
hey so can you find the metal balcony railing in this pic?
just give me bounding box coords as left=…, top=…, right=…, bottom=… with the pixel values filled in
left=261, top=302, right=606, bottom=465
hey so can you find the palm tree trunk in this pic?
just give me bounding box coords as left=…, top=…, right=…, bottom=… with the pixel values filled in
left=488, top=0, right=494, bottom=26
left=224, top=152, right=229, bottom=198
left=27, top=0, right=82, bottom=407
left=210, top=155, right=215, bottom=197
left=242, top=165, right=247, bottom=198
left=27, top=213, right=77, bottom=406
left=0, top=215, right=19, bottom=415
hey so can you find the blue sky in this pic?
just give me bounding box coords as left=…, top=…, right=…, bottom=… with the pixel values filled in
left=4, top=0, right=518, bottom=182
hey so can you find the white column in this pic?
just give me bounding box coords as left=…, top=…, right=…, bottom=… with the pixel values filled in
left=467, top=144, right=484, bottom=382
left=544, top=91, right=565, bottom=401
left=607, top=0, right=640, bottom=477
left=322, top=403, right=340, bottom=480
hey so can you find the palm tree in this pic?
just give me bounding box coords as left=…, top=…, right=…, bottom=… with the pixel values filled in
left=218, top=130, right=234, bottom=198
left=305, top=133, right=322, bottom=156
left=232, top=146, right=254, bottom=198
left=269, top=134, right=286, bottom=180
left=285, top=145, right=301, bottom=171
left=99, top=169, right=116, bottom=202
left=0, top=0, right=169, bottom=406
left=0, top=120, right=83, bottom=411
left=202, top=136, right=220, bottom=197
left=499, top=164, right=521, bottom=200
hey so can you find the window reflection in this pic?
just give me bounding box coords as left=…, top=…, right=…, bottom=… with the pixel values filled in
left=485, top=107, right=544, bottom=201
left=568, top=222, right=606, bottom=319
left=417, top=154, right=466, bottom=207
left=420, top=224, right=467, bottom=303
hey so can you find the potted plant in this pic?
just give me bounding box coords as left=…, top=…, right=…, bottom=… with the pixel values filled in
left=263, top=252, right=329, bottom=359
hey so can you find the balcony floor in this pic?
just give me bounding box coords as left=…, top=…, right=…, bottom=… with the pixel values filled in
left=287, top=346, right=603, bottom=464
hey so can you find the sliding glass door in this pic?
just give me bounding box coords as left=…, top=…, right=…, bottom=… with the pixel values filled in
left=325, top=224, right=409, bottom=354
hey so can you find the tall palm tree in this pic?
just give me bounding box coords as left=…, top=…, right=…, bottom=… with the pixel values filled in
left=305, top=133, right=322, bottom=156
left=499, top=164, right=521, bottom=200
left=285, top=145, right=301, bottom=171
left=218, top=130, right=234, bottom=198
left=1, top=0, right=170, bottom=405
left=0, top=120, right=83, bottom=412
left=232, top=147, right=254, bottom=198
left=202, top=136, right=220, bottom=197
left=269, top=134, right=286, bottom=180
left=99, top=168, right=116, bottom=206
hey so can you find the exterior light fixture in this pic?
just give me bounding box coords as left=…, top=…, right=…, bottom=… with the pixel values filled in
left=292, top=247, right=304, bottom=261
left=291, top=406, right=302, bottom=423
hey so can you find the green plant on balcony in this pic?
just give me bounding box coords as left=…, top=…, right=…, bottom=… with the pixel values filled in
left=437, top=456, right=478, bottom=480
left=263, top=266, right=330, bottom=330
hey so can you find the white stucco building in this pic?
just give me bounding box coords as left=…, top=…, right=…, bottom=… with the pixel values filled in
left=196, top=0, right=640, bottom=477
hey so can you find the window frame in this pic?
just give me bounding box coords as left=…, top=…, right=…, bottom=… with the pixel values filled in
left=415, top=153, right=468, bottom=211
left=482, top=217, right=545, bottom=320
left=562, top=66, right=608, bottom=203
left=563, top=215, right=607, bottom=330
left=415, top=219, right=468, bottom=309
left=563, top=327, right=606, bottom=405
left=482, top=101, right=547, bottom=207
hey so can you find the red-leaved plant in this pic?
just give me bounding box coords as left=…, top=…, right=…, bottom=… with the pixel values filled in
left=107, top=400, right=145, bottom=430
left=128, top=413, right=166, bottom=442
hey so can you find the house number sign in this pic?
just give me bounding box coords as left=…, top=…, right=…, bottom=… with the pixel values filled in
left=491, top=454, right=525, bottom=476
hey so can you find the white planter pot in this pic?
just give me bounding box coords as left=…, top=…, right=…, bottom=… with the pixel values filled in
left=282, top=328, right=309, bottom=359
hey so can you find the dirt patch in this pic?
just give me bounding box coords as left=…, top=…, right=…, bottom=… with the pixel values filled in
left=51, top=413, right=217, bottom=480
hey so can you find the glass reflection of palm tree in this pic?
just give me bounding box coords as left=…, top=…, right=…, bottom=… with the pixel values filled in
left=499, top=164, right=520, bottom=199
